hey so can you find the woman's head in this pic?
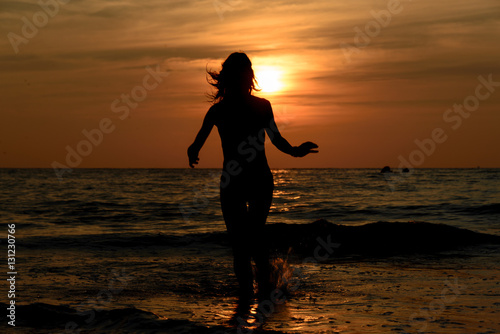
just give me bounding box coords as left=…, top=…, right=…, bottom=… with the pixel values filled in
left=207, top=52, right=258, bottom=103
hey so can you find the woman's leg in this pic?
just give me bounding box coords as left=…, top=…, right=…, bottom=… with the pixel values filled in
left=220, top=187, right=254, bottom=296
left=247, top=175, right=274, bottom=294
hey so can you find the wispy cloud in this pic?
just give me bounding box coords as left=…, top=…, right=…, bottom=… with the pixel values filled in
left=1, top=0, right=499, bottom=167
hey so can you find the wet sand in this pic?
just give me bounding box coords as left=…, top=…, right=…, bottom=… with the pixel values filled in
left=7, top=242, right=500, bottom=334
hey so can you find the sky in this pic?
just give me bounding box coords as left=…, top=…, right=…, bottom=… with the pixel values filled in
left=1, top=0, right=499, bottom=169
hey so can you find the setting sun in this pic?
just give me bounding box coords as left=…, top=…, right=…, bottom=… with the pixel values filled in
left=255, top=67, right=284, bottom=93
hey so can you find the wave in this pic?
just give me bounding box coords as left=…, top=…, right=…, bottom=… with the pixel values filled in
left=9, top=199, right=499, bottom=230
left=0, top=302, right=288, bottom=333
left=266, top=219, right=500, bottom=257
left=21, top=220, right=500, bottom=258
left=455, top=202, right=500, bottom=215
left=20, top=231, right=229, bottom=250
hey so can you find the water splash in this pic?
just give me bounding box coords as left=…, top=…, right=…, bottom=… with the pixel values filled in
left=269, top=247, right=294, bottom=294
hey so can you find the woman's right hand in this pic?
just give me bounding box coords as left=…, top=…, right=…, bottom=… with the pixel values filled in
left=188, top=146, right=199, bottom=168
left=292, top=142, right=319, bottom=157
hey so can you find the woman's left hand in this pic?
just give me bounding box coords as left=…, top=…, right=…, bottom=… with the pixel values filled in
left=293, top=142, right=319, bottom=157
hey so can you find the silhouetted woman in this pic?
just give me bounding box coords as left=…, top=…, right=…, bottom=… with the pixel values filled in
left=188, top=52, right=318, bottom=299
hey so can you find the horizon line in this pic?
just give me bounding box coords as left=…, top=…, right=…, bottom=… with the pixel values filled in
left=0, top=167, right=497, bottom=170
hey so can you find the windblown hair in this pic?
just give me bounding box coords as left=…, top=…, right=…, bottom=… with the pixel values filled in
left=207, top=52, right=259, bottom=103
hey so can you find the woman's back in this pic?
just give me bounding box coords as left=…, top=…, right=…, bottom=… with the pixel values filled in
left=210, top=95, right=272, bottom=177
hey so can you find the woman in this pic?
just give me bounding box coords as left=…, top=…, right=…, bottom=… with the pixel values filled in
left=188, top=52, right=318, bottom=299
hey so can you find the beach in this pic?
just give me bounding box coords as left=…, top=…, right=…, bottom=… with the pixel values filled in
left=6, top=232, right=500, bottom=334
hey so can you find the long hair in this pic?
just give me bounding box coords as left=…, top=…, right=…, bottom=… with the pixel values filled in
left=207, top=52, right=259, bottom=103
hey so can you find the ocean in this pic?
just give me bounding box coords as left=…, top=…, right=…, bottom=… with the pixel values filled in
left=1, top=168, right=499, bottom=333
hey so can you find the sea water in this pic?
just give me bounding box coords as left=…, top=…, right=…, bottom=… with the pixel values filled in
left=1, top=168, right=499, bottom=333
left=2, top=168, right=499, bottom=237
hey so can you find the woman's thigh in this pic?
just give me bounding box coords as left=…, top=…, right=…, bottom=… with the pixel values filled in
left=220, top=172, right=274, bottom=233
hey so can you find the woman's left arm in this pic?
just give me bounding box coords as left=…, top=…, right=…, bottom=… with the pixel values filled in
left=264, top=101, right=319, bottom=157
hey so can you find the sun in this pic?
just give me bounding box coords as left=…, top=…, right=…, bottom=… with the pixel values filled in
left=255, top=67, right=284, bottom=93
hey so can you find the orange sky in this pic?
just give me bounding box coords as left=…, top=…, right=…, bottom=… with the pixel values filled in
left=1, top=0, right=499, bottom=169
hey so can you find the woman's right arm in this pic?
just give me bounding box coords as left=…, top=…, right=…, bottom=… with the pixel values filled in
left=188, top=108, right=215, bottom=168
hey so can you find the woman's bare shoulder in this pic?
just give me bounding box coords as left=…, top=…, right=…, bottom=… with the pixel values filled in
left=250, top=95, right=270, bottom=105
left=206, top=103, right=222, bottom=122
left=249, top=96, right=272, bottom=111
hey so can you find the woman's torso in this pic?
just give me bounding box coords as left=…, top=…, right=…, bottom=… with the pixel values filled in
left=210, top=95, right=273, bottom=180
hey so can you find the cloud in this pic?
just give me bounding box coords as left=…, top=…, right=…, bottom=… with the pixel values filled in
left=1, top=0, right=499, bottom=167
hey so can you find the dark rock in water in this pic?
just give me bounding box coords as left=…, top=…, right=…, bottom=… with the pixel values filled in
left=380, top=166, right=392, bottom=173
left=402, top=168, right=410, bottom=173
left=12, top=302, right=159, bottom=330
left=265, top=219, right=500, bottom=258
left=3, top=302, right=288, bottom=333
left=15, top=303, right=81, bottom=328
